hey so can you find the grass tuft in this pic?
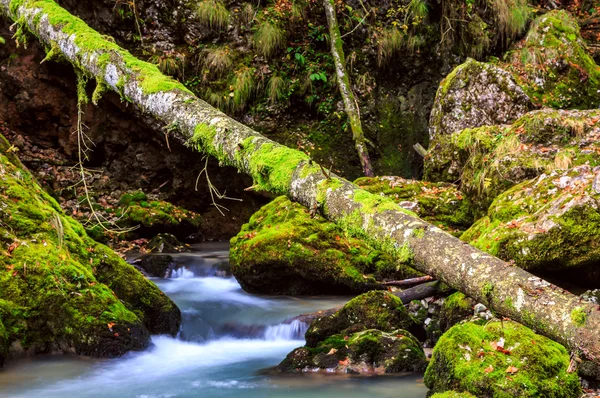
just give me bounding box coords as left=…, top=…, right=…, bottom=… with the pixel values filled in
left=197, top=0, right=230, bottom=31
left=491, top=0, right=531, bottom=41
left=232, top=67, right=256, bottom=111
left=377, top=27, right=403, bottom=67
left=254, top=21, right=286, bottom=58
left=267, top=75, right=288, bottom=105
left=203, top=47, right=233, bottom=76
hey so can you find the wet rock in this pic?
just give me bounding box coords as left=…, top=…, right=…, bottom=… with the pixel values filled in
left=137, top=254, right=176, bottom=278
left=355, top=177, right=473, bottom=236
left=279, top=329, right=426, bottom=374
left=230, top=196, right=421, bottom=295
left=147, top=233, right=184, bottom=253
left=462, top=165, right=600, bottom=272
left=428, top=58, right=532, bottom=141
left=425, top=321, right=581, bottom=397
left=305, top=291, right=420, bottom=347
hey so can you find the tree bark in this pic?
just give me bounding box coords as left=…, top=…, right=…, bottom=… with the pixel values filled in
left=5, top=0, right=600, bottom=363
left=322, top=0, right=373, bottom=177
left=381, top=275, right=435, bottom=287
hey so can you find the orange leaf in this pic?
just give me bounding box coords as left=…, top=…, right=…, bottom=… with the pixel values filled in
left=484, top=365, right=494, bottom=373
left=338, top=358, right=350, bottom=366
left=506, top=366, right=519, bottom=374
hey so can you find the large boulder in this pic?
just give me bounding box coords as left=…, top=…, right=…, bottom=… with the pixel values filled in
left=0, top=135, right=180, bottom=364
left=355, top=176, right=474, bottom=236
left=428, top=58, right=533, bottom=141
left=505, top=10, right=600, bottom=109
left=230, top=196, right=421, bottom=295
left=461, top=165, right=600, bottom=273
left=278, top=291, right=426, bottom=374
left=425, top=108, right=600, bottom=213
left=424, top=321, right=581, bottom=397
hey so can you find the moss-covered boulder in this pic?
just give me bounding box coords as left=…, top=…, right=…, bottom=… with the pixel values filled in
left=0, top=135, right=180, bottom=363
left=305, top=291, right=420, bottom=347
left=230, top=196, right=420, bottom=295
left=461, top=165, right=600, bottom=272
left=428, top=58, right=533, bottom=141
left=439, top=292, right=475, bottom=333
left=504, top=10, right=600, bottom=109
left=425, top=108, right=600, bottom=213
left=355, top=176, right=473, bottom=236
left=279, top=328, right=426, bottom=374
left=430, top=392, right=477, bottom=398
left=278, top=291, right=425, bottom=374
left=424, top=321, right=581, bottom=397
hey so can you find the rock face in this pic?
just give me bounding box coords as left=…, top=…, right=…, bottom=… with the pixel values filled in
left=278, top=291, right=426, bottom=374
left=230, top=196, right=421, bottom=295
left=462, top=165, right=600, bottom=272
left=355, top=176, right=473, bottom=236
left=428, top=58, right=533, bottom=141
left=425, top=108, right=600, bottom=213
left=0, top=135, right=180, bottom=365
left=438, top=292, right=475, bottom=333
left=505, top=10, right=600, bottom=109
left=424, top=321, right=581, bottom=397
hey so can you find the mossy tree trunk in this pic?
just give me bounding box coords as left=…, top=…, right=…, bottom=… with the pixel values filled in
left=5, top=0, right=600, bottom=363
left=322, top=0, right=374, bottom=177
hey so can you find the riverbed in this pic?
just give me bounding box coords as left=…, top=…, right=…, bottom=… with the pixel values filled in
left=0, top=243, right=427, bottom=398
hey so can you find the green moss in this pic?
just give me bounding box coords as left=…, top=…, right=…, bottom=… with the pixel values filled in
left=305, top=291, right=419, bottom=347
left=355, top=177, right=473, bottom=236
left=570, top=307, right=587, bottom=327
left=430, top=392, right=477, bottom=398
left=230, top=197, right=420, bottom=295
left=425, top=321, right=581, bottom=397
left=0, top=133, right=179, bottom=358
left=439, top=292, right=474, bottom=332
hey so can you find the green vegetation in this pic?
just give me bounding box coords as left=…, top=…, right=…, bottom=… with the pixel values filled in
left=203, top=47, right=233, bottom=76
left=0, top=134, right=179, bottom=360
left=230, top=196, right=420, bottom=295
left=254, top=20, right=285, bottom=58
left=197, top=0, right=230, bottom=31
left=425, top=321, right=581, bottom=397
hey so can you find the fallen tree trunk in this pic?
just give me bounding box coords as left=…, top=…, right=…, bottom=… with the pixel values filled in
left=323, top=0, right=373, bottom=177
left=4, top=0, right=600, bottom=362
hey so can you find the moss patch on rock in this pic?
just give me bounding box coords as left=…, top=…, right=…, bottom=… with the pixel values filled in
left=461, top=165, right=600, bottom=272
left=355, top=176, right=473, bottom=236
left=0, top=134, right=180, bottom=362
left=230, top=196, right=421, bottom=295
left=424, top=321, right=581, bottom=397
left=439, top=292, right=475, bottom=333
left=279, top=291, right=425, bottom=374
left=504, top=10, right=600, bottom=109
left=430, top=392, right=477, bottom=398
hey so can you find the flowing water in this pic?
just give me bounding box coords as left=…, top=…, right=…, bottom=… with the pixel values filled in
left=0, top=243, right=428, bottom=398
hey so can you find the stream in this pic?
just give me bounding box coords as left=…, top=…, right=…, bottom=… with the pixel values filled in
left=0, top=243, right=428, bottom=397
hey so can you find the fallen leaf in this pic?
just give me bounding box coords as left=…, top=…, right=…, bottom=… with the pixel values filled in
left=107, top=322, right=116, bottom=331
left=327, top=348, right=337, bottom=355
left=338, top=358, right=350, bottom=366
left=506, top=366, right=519, bottom=374
left=484, top=365, right=494, bottom=373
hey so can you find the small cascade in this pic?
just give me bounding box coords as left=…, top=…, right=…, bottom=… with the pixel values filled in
left=170, top=267, right=195, bottom=279
left=263, top=320, right=308, bottom=341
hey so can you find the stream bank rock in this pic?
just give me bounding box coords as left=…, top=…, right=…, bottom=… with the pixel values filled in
left=354, top=177, right=473, bottom=236
left=278, top=291, right=426, bottom=374
left=461, top=165, right=600, bottom=274
left=230, top=196, right=421, bottom=295
left=424, top=321, right=581, bottom=397
left=0, top=135, right=180, bottom=365
left=425, top=108, right=600, bottom=213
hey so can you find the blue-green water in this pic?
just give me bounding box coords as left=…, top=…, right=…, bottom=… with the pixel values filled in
left=0, top=243, right=428, bottom=398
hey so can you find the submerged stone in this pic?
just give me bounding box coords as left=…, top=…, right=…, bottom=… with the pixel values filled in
left=424, top=321, right=581, bottom=397
left=230, top=196, right=421, bottom=295
left=462, top=165, right=600, bottom=272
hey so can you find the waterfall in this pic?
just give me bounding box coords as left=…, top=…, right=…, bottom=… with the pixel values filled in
left=263, top=320, right=308, bottom=340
